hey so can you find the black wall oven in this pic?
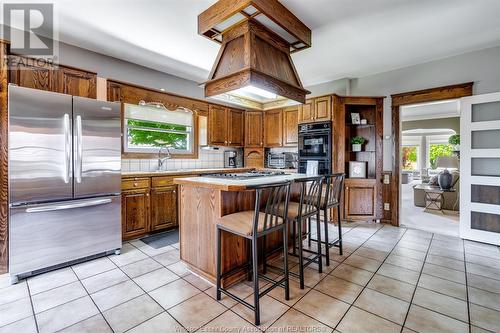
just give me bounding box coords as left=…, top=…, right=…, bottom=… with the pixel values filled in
left=298, top=122, right=332, bottom=175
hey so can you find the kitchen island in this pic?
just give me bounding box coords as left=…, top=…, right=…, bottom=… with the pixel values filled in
left=174, top=172, right=308, bottom=286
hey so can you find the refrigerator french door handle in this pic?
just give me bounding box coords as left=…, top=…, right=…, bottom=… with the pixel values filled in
left=75, top=115, right=83, bottom=183
left=25, top=198, right=112, bottom=213
left=63, top=114, right=71, bottom=184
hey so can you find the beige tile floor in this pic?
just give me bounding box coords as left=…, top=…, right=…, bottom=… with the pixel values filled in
left=1, top=222, right=500, bottom=332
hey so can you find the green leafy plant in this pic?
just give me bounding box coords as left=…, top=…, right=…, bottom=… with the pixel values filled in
left=429, top=144, right=454, bottom=169
left=127, top=119, right=189, bottom=150
left=448, top=134, right=460, bottom=145
left=402, top=146, right=418, bottom=171
left=350, top=136, right=366, bottom=145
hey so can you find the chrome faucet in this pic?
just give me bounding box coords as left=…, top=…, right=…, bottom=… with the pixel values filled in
left=157, top=145, right=171, bottom=171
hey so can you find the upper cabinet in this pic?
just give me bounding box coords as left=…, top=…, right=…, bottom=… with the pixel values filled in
left=56, top=67, right=97, bottom=99
left=208, top=105, right=244, bottom=147
left=245, top=111, right=264, bottom=147
left=283, top=106, right=299, bottom=146
left=264, top=109, right=283, bottom=147
left=8, top=56, right=97, bottom=98
left=8, top=55, right=53, bottom=91
left=227, top=109, right=245, bottom=147
left=298, top=96, right=331, bottom=124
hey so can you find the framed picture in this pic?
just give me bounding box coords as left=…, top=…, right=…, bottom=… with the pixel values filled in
left=350, top=113, right=360, bottom=124
left=349, top=161, right=367, bottom=178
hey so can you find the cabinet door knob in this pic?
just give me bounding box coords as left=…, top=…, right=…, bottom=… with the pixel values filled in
left=146, top=193, right=149, bottom=197
left=134, top=183, right=138, bottom=187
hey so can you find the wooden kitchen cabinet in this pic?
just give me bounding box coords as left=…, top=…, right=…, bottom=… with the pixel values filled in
left=8, top=56, right=97, bottom=98
left=264, top=109, right=283, bottom=147
left=298, top=99, right=314, bottom=123
left=298, top=96, right=331, bottom=123
left=8, top=55, right=54, bottom=91
left=314, top=96, right=331, bottom=122
left=344, top=179, right=376, bottom=221
left=56, top=66, right=97, bottom=98
left=208, top=105, right=244, bottom=146
left=227, top=109, right=244, bottom=146
left=245, top=111, right=264, bottom=147
left=150, top=186, right=178, bottom=231
left=283, top=106, right=298, bottom=146
left=122, top=188, right=150, bottom=240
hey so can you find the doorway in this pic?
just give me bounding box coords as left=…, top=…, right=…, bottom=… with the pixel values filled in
left=390, top=82, right=473, bottom=231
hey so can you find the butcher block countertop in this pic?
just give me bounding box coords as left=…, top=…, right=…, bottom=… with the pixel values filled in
left=174, top=172, right=308, bottom=191
left=121, top=167, right=251, bottom=178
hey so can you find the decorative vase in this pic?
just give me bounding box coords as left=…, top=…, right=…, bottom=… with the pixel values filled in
left=352, top=144, right=362, bottom=152
left=438, top=169, right=453, bottom=190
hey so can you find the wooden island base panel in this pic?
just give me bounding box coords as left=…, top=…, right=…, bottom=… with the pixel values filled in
left=175, top=174, right=308, bottom=287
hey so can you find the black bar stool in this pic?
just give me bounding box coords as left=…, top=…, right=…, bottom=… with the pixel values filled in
left=216, top=181, right=292, bottom=326
left=308, top=173, right=345, bottom=263
left=280, top=176, right=324, bottom=289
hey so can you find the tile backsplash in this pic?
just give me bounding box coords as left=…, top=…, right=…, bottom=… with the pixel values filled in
left=122, top=148, right=227, bottom=172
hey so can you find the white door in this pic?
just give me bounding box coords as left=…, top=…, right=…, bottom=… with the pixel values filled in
left=460, top=92, right=500, bottom=245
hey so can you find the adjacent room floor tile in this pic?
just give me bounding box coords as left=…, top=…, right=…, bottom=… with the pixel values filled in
left=354, top=288, right=410, bottom=325
left=385, top=254, right=423, bottom=272
left=467, top=273, right=500, bottom=294
left=466, top=253, right=500, bottom=269
left=466, top=262, right=500, bottom=281
left=36, top=296, right=99, bottom=333
left=391, top=247, right=427, bottom=261
left=168, top=293, right=227, bottom=331
left=405, top=304, right=469, bottom=333
left=293, top=289, right=349, bottom=328
left=337, top=306, right=401, bottom=333
left=0, top=282, right=29, bottom=306
left=425, top=254, right=465, bottom=271
left=103, top=294, right=163, bottom=333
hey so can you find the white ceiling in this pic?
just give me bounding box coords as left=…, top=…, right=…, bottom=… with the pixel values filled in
left=4, top=0, right=500, bottom=86
left=401, top=99, right=460, bottom=121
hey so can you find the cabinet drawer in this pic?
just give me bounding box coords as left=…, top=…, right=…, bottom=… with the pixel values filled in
left=152, top=176, right=175, bottom=188
left=122, top=178, right=150, bottom=190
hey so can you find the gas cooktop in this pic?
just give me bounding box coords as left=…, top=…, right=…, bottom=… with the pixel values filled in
left=206, top=171, right=288, bottom=179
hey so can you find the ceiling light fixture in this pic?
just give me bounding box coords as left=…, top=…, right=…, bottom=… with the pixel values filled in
left=198, top=0, right=312, bottom=110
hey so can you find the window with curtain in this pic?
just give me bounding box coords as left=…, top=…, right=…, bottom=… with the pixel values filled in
left=124, top=103, right=194, bottom=154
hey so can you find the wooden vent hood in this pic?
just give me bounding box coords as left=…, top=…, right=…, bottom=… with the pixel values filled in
left=198, top=0, right=311, bottom=110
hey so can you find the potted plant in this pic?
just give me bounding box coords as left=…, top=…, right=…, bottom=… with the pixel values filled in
left=449, top=134, right=460, bottom=151
left=351, top=136, right=365, bottom=152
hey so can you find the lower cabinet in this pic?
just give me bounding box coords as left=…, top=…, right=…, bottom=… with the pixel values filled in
left=344, top=179, right=376, bottom=221
left=121, top=177, right=179, bottom=241
left=150, top=186, right=177, bottom=231
left=122, top=188, right=150, bottom=240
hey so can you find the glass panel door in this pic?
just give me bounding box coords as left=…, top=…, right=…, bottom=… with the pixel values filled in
left=460, top=92, right=500, bottom=245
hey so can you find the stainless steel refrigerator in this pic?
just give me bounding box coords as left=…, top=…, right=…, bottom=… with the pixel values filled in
left=8, top=85, right=122, bottom=283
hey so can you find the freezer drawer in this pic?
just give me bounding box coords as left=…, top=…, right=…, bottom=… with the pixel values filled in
left=9, top=196, right=121, bottom=277
left=8, top=86, right=73, bottom=204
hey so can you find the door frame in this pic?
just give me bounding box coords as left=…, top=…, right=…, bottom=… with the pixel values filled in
left=390, top=82, right=473, bottom=226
